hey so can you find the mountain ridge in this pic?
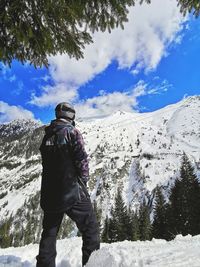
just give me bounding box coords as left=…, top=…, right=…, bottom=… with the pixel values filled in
left=0, top=95, right=199, bottom=247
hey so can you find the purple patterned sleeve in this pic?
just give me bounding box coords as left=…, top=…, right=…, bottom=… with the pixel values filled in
left=70, top=127, right=89, bottom=183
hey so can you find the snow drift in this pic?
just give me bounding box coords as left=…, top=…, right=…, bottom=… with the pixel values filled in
left=0, top=235, right=200, bottom=267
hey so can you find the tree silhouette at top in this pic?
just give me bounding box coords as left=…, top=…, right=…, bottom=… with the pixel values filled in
left=1, top=0, right=199, bottom=67
left=141, top=0, right=200, bottom=16
left=0, top=0, right=135, bottom=67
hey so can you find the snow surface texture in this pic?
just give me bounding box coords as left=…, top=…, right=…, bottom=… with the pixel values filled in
left=0, top=235, right=200, bottom=267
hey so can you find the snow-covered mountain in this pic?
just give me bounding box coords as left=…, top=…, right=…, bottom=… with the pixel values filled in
left=0, top=96, right=200, bottom=247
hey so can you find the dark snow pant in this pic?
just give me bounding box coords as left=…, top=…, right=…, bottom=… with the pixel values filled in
left=36, top=196, right=100, bottom=267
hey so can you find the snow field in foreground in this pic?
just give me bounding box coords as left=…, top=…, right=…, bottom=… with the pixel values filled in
left=0, top=235, right=200, bottom=267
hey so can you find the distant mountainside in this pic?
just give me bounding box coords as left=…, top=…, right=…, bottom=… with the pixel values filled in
left=0, top=96, right=200, bottom=247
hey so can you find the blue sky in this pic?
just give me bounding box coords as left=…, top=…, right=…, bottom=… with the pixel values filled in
left=0, top=0, right=200, bottom=124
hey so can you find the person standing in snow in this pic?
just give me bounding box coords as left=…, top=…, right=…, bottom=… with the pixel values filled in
left=36, top=102, right=100, bottom=267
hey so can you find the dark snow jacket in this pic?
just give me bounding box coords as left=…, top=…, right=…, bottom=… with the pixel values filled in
left=39, top=119, right=89, bottom=212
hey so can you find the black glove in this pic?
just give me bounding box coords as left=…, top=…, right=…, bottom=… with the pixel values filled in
left=78, top=176, right=90, bottom=199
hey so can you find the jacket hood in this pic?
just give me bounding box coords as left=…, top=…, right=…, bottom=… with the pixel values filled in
left=45, top=118, right=73, bottom=135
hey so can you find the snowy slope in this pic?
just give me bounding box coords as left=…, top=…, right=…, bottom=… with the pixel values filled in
left=0, top=96, right=200, bottom=246
left=0, top=235, right=200, bottom=267
left=80, top=96, right=200, bottom=212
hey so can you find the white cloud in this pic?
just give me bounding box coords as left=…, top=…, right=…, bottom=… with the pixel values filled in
left=0, top=64, right=17, bottom=82
left=48, top=0, right=186, bottom=86
left=9, top=75, right=16, bottom=82
left=11, top=81, right=24, bottom=96
left=147, top=79, right=172, bottom=95
left=30, top=83, right=78, bottom=107
left=0, top=63, right=10, bottom=77
left=42, top=75, right=51, bottom=82
left=0, top=101, right=36, bottom=123
left=75, top=80, right=169, bottom=119
left=31, top=0, right=186, bottom=108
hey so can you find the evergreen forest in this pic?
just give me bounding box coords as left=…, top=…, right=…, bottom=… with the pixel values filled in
left=101, top=153, right=200, bottom=242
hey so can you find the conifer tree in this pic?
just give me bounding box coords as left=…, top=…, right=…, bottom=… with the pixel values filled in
left=112, top=188, right=128, bottom=241
left=0, top=217, right=13, bottom=248
left=124, top=207, right=134, bottom=241
left=93, top=200, right=102, bottom=231
left=108, top=207, right=118, bottom=242
left=168, top=153, right=200, bottom=238
left=152, top=186, right=168, bottom=240
left=177, top=0, right=200, bottom=16
left=138, top=200, right=152, bottom=241
left=180, top=154, right=200, bottom=235
left=104, top=187, right=131, bottom=242
left=141, top=0, right=200, bottom=16
left=101, top=216, right=110, bottom=243
left=167, top=177, right=183, bottom=238
left=0, top=0, right=136, bottom=67
left=131, top=210, right=140, bottom=241
left=1, top=1, right=199, bottom=67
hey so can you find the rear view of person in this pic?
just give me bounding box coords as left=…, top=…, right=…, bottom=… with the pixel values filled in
left=36, top=102, right=100, bottom=267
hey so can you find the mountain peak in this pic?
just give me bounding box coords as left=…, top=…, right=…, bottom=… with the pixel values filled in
left=182, top=95, right=200, bottom=105
left=0, top=118, right=42, bottom=141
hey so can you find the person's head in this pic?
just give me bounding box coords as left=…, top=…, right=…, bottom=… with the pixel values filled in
left=55, top=102, right=75, bottom=121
